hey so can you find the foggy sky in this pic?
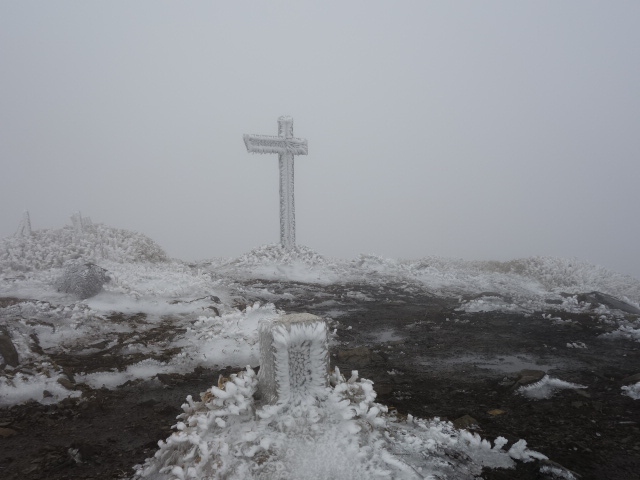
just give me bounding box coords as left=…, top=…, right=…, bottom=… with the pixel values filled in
left=2, top=2, right=639, bottom=278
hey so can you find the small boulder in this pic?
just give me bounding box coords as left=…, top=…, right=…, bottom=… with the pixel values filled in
left=576, top=291, right=640, bottom=315
left=453, top=414, right=479, bottom=430
left=0, top=427, right=18, bottom=438
left=336, top=346, right=383, bottom=367
left=55, top=262, right=110, bottom=299
left=57, top=376, right=75, bottom=390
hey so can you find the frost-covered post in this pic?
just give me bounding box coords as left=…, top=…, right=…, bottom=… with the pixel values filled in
left=15, top=211, right=32, bottom=237
left=258, top=313, right=328, bottom=405
left=243, top=116, right=308, bottom=250
left=71, top=211, right=84, bottom=235
left=70, top=211, right=92, bottom=235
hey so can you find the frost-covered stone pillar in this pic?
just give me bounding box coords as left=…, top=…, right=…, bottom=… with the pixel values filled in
left=71, top=211, right=84, bottom=235
left=243, top=116, right=308, bottom=250
left=258, top=313, right=328, bottom=405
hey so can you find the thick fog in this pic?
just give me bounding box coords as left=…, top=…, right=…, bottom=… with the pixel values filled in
left=1, top=2, right=639, bottom=278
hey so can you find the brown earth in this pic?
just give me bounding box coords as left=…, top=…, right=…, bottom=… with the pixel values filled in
left=1, top=281, right=639, bottom=479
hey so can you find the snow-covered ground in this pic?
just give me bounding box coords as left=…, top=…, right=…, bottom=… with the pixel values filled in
left=2, top=228, right=639, bottom=406
left=2, top=222, right=639, bottom=478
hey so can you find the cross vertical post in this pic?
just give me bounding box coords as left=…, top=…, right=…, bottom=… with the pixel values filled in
left=243, top=116, right=308, bottom=250
left=278, top=117, right=295, bottom=250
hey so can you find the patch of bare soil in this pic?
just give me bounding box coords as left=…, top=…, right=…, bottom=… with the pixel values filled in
left=1, top=283, right=639, bottom=479
left=309, top=285, right=640, bottom=480
left=0, top=366, right=238, bottom=480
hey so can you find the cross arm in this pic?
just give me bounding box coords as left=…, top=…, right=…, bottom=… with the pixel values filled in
left=243, top=134, right=308, bottom=155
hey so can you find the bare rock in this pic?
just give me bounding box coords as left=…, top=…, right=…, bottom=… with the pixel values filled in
left=0, top=326, right=19, bottom=367
left=576, top=291, right=640, bottom=315
left=336, top=346, right=383, bottom=367
left=0, top=427, right=17, bottom=437
left=57, top=377, right=75, bottom=390
left=453, top=414, right=479, bottom=430
left=55, top=262, right=110, bottom=299
left=509, top=369, right=547, bottom=390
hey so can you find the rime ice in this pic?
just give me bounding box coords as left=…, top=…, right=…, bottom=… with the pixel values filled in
left=55, top=262, right=110, bottom=299
left=257, top=313, right=328, bottom=405
left=243, top=116, right=308, bottom=250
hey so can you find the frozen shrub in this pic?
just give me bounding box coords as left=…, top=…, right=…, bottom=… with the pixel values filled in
left=0, top=223, right=169, bottom=273
left=55, top=262, right=110, bottom=299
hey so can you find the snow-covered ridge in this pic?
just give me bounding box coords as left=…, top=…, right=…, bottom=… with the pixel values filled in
left=210, top=245, right=640, bottom=306
left=1, top=223, right=168, bottom=272
left=3, top=219, right=640, bottom=308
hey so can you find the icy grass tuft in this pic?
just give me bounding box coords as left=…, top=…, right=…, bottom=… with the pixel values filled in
left=539, top=464, right=578, bottom=479
left=517, top=375, right=587, bottom=400
left=134, top=367, right=546, bottom=480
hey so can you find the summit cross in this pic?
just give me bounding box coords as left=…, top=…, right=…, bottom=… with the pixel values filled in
left=243, top=116, right=308, bottom=250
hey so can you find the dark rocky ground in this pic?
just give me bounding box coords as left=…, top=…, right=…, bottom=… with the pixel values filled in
left=1, top=282, right=639, bottom=479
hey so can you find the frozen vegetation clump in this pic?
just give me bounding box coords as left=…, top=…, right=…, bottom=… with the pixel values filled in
left=0, top=222, right=168, bottom=272
left=133, top=367, right=546, bottom=480
left=55, top=262, right=111, bottom=299
left=229, top=244, right=326, bottom=268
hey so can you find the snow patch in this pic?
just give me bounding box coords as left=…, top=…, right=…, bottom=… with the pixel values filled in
left=621, top=382, right=640, bottom=400
left=602, top=325, right=640, bottom=343
left=0, top=367, right=81, bottom=406
left=517, top=375, right=587, bottom=400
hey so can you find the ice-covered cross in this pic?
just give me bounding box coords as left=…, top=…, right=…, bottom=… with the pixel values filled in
left=243, top=116, right=308, bottom=250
